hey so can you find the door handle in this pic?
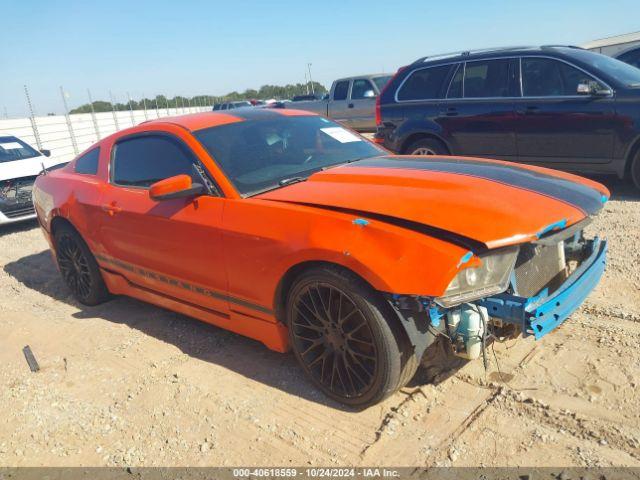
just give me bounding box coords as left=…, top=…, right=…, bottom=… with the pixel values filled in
left=524, top=106, right=539, bottom=115
left=348, top=103, right=354, bottom=108
left=440, top=107, right=458, bottom=117
left=101, top=203, right=122, bottom=216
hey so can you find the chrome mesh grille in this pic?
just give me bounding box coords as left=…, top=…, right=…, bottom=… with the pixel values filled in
left=514, top=242, right=566, bottom=297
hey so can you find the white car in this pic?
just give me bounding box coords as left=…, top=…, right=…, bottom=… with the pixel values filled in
left=0, top=134, right=67, bottom=225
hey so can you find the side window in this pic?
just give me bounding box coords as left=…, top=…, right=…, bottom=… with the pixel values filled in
left=112, top=135, right=197, bottom=188
left=618, top=49, right=640, bottom=69
left=521, top=57, right=603, bottom=96
left=464, top=59, right=510, bottom=98
left=397, top=65, right=451, bottom=101
left=351, top=79, right=375, bottom=99
left=333, top=81, right=349, bottom=101
left=447, top=64, right=463, bottom=98
left=75, top=147, right=100, bottom=175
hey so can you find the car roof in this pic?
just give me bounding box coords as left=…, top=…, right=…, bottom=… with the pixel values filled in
left=412, top=45, right=585, bottom=66
left=140, top=108, right=318, bottom=132
left=334, top=73, right=391, bottom=82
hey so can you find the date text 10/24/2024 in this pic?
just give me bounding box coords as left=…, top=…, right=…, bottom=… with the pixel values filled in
left=232, top=468, right=400, bottom=478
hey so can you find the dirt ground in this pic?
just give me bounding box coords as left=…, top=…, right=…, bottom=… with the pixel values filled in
left=0, top=178, right=638, bottom=468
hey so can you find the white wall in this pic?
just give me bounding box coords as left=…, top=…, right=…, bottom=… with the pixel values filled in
left=0, top=106, right=208, bottom=162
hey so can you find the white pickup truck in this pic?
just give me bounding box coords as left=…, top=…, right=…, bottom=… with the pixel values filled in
left=285, top=74, right=391, bottom=132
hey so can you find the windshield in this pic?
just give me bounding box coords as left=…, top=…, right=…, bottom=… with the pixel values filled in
left=0, top=136, right=42, bottom=163
left=372, top=75, right=392, bottom=91
left=567, top=49, right=640, bottom=87
left=194, top=115, right=384, bottom=196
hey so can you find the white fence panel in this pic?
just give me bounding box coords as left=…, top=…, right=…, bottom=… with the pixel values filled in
left=0, top=106, right=209, bottom=162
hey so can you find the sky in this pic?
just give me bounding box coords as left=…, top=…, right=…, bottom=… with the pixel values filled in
left=2, top=0, right=639, bottom=117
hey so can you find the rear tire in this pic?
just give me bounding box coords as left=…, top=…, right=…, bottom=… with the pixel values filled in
left=630, top=149, right=640, bottom=190
left=404, top=137, right=448, bottom=156
left=286, top=266, right=413, bottom=408
left=54, top=223, right=111, bottom=306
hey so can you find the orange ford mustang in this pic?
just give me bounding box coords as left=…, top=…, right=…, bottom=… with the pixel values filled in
left=33, top=109, right=609, bottom=407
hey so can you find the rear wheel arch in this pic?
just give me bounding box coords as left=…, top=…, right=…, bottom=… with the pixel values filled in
left=401, top=132, right=450, bottom=155
left=625, top=136, right=640, bottom=188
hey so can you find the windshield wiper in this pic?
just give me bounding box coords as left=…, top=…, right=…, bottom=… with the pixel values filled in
left=278, top=176, right=308, bottom=186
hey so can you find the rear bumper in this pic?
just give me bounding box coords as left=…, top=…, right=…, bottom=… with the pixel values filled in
left=478, top=237, right=607, bottom=339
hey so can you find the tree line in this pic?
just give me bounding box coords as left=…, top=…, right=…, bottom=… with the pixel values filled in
left=69, top=82, right=327, bottom=114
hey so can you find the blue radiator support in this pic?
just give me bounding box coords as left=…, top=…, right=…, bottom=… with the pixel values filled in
left=477, top=237, right=607, bottom=339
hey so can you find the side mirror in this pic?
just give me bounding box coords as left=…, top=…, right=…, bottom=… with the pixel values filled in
left=577, top=81, right=612, bottom=97
left=40, top=149, right=51, bottom=157
left=149, top=174, right=204, bottom=201
left=363, top=90, right=376, bottom=98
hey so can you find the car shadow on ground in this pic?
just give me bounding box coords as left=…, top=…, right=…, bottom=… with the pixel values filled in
left=4, top=249, right=463, bottom=411
left=0, top=218, right=39, bottom=236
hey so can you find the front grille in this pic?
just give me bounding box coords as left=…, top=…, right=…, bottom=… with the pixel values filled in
left=514, top=242, right=566, bottom=297
left=3, top=204, right=35, bottom=218
left=1, top=175, right=36, bottom=219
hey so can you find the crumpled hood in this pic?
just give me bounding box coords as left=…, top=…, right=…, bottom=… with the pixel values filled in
left=256, top=156, right=609, bottom=249
left=0, top=156, right=67, bottom=182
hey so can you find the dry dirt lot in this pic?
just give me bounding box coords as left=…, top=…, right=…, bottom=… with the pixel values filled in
left=0, top=178, right=639, bottom=468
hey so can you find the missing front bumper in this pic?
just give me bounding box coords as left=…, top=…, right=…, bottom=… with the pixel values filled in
left=477, top=237, right=607, bottom=339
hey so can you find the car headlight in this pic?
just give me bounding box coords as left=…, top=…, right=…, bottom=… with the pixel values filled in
left=435, top=247, right=519, bottom=308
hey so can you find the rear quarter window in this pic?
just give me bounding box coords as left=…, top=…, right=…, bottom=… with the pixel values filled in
left=74, top=148, right=100, bottom=175
left=397, top=65, right=451, bottom=101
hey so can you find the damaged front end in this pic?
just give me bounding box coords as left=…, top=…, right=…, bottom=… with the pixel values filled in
left=388, top=223, right=607, bottom=362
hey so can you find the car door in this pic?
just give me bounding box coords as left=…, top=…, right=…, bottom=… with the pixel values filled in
left=97, top=132, right=229, bottom=315
left=348, top=78, right=378, bottom=131
left=437, top=58, right=519, bottom=159
left=328, top=80, right=350, bottom=125
left=514, top=56, right=617, bottom=165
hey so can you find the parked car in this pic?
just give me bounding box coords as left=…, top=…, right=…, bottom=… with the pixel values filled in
left=292, top=94, right=322, bottom=102
left=375, top=46, right=640, bottom=188
left=0, top=134, right=66, bottom=225
left=212, top=101, right=253, bottom=111
left=285, top=74, right=392, bottom=132
left=33, top=109, right=608, bottom=407
left=616, top=45, right=640, bottom=69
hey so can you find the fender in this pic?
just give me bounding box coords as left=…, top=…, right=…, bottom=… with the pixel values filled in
left=394, top=119, right=451, bottom=154
left=222, top=197, right=469, bottom=317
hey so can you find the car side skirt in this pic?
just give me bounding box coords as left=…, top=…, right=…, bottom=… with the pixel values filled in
left=99, top=267, right=290, bottom=353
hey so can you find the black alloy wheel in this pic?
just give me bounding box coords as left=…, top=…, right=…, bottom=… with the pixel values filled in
left=287, top=266, right=415, bottom=408
left=54, top=223, right=111, bottom=306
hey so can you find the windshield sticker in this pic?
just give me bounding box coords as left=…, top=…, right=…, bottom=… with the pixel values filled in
left=0, top=142, right=24, bottom=150
left=320, top=127, right=361, bottom=143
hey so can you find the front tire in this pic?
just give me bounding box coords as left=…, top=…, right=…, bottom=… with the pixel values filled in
left=54, top=223, right=111, bottom=306
left=630, top=149, right=640, bottom=190
left=286, top=266, right=412, bottom=408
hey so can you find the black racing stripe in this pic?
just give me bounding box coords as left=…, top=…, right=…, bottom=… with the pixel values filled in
left=355, top=157, right=604, bottom=216
left=277, top=201, right=487, bottom=252
left=225, top=108, right=285, bottom=121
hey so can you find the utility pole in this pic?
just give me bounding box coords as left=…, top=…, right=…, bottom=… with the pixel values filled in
left=60, top=86, right=78, bottom=155
left=87, top=89, right=101, bottom=140
left=142, top=93, right=148, bottom=120
left=24, top=85, right=42, bottom=149
left=126, top=92, right=135, bottom=125
left=109, top=90, right=120, bottom=130
left=307, top=63, right=314, bottom=95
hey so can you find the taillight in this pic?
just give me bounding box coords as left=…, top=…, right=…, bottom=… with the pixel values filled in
left=376, top=66, right=406, bottom=127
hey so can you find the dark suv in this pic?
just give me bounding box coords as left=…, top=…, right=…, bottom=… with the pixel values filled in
left=375, top=46, right=640, bottom=188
